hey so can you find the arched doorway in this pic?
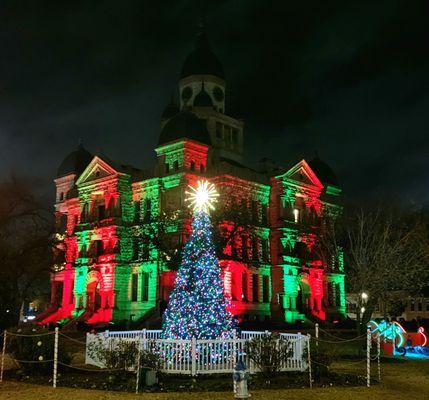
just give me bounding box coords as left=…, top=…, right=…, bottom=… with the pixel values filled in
left=296, top=277, right=310, bottom=314
left=86, top=273, right=102, bottom=312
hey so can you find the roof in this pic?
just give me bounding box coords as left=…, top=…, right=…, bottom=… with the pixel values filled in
left=193, top=83, right=213, bottom=107
left=57, top=144, right=93, bottom=178
left=180, top=28, right=225, bottom=80
left=309, top=156, right=339, bottom=186
left=158, top=111, right=211, bottom=146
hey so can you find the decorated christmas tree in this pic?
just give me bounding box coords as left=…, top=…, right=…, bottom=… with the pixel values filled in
left=162, top=181, right=235, bottom=339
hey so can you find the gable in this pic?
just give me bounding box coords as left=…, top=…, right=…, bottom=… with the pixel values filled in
left=280, top=160, right=323, bottom=189
left=76, top=156, right=121, bottom=186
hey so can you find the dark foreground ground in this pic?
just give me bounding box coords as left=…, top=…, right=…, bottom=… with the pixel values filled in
left=1, top=359, right=428, bottom=400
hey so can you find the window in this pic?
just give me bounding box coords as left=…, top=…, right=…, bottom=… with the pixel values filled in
left=232, top=129, right=239, bottom=149
left=165, top=163, right=170, bottom=173
left=216, top=122, right=223, bottom=139
left=134, top=201, right=141, bottom=222
left=131, top=273, right=138, bottom=302
left=418, top=300, right=423, bottom=312
left=241, top=235, right=248, bottom=261
left=133, top=239, right=139, bottom=260
left=173, top=160, right=179, bottom=171
left=261, top=204, right=268, bottom=224
left=141, top=272, right=149, bottom=301
left=59, top=192, right=64, bottom=201
left=98, top=204, right=105, bottom=220
left=242, top=273, right=248, bottom=301
left=142, top=243, right=150, bottom=260
left=224, top=126, right=231, bottom=148
left=262, top=275, right=270, bottom=303
left=190, top=161, right=195, bottom=171
left=200, top=164, right=205, bottom=173
left=252, top=274, right=259, bottom=302
left=252, top=236, right=259, bottom=261
left=251, top=200, right=258, bottom=223
left=261, top=239, right=269, bottom=262
left=80, top=244, right=87, bottom=257
left=293, top=209, right=299, bottom=223
left=81, top=203, right=89, bottom=222
left=95, top=240, right=103, bottom=256
left=144, top=199, right=151, bottom=222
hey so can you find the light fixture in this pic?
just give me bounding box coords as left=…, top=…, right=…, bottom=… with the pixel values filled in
left=185, top=180, right=219, bottom=214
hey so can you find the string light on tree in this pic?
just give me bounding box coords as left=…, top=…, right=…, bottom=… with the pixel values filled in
left=162, top=180, right=235, bottom=340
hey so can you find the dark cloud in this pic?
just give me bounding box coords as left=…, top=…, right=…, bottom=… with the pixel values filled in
left=0, top=0, right=428, bottom=206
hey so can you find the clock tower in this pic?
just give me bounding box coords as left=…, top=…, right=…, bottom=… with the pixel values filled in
left=160, top=25, right=244, bottom=164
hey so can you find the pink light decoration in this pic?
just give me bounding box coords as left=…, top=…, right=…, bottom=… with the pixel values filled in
left=418, top=327, right=427, bottom=347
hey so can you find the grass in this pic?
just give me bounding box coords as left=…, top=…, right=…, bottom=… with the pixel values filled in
left=1, top=359, right=428, bottom=399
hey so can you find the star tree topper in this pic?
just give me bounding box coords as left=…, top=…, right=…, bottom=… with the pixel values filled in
left=185, top=180, right=219, bottom=214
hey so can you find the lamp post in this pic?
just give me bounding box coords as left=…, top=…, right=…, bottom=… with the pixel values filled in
left=360, top=292, right=369, bottom=330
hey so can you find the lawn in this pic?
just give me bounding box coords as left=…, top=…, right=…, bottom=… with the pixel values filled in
left=1, top=359, right=428, bottom=400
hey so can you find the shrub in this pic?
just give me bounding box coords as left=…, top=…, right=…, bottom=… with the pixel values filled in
left=87, top=337, right=161, bottom=373
left=245, top=333, right=293, bottom=384
left=7, top=327, right=71, bottom=375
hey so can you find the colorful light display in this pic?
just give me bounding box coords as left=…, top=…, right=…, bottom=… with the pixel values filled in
left=161, top=201, right=236, bottom=339
left=369, top=320, right=429, bottom=358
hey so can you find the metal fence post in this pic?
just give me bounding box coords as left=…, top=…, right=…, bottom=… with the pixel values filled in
left=307, top=334, right=312, bottom=388
left=232, top=329, right=237, bottom=370
left=53, top=327, right=59, bottom=388
left=135, top=336, right=142, bottom=394
left=366, top=327, right=371, bottom=388
left=315, top=323, right=319, bottom=350
left=0, top=330, right=7, bottom=383
left=377, top=335, right=381, bottom=382
left=191, top=337, right=197, bottom=376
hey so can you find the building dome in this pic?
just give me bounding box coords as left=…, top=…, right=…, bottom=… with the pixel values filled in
left=57, top=143, right=92, bottom=178
left=180, top=28, right=225, bottom=80
left=158, top=111, right=210, bottom=146
left=193, top=82, right=213, bottom=107
left=309, top=156, right=339, bottom=186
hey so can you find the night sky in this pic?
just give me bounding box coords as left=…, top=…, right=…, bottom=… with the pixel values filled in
left=1, top=1, right=428, bottom=207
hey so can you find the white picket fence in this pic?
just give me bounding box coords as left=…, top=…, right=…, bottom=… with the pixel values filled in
left=85, top=329, right=309, bottom=375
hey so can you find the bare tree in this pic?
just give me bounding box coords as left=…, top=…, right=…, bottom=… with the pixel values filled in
left=0, top=176, right=53, bottom=329
left=345, top=209, right=429, bottom=327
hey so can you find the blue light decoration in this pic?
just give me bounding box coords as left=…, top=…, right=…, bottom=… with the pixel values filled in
left=369, top=320, right=429, bottom=359
left=162, top=181, right=236, bottom=340
left=369, top=320, right=406, bottom=347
